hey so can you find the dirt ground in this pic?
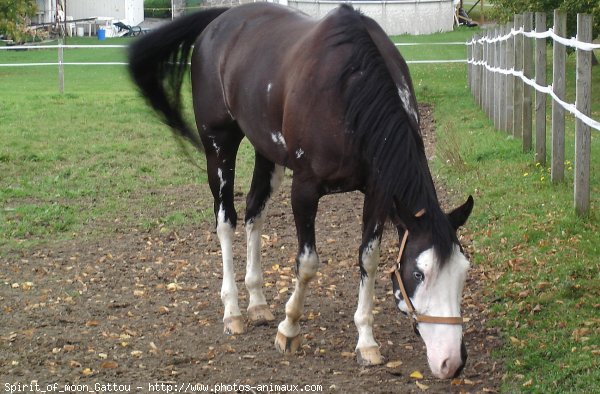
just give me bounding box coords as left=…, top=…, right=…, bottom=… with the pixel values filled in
left=1, top=106, right=504, bottom=393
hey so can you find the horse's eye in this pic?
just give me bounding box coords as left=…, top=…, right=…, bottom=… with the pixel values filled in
left=413, top=271, right=424, bottom=282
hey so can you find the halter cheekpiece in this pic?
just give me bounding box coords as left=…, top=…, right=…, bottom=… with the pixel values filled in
left=392, top=222, right=464, bottom=330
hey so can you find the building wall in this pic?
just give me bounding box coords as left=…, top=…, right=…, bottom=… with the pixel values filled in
left=66, top=0, right=144, bottom=25
left=287, top=0, right=454, bottom=35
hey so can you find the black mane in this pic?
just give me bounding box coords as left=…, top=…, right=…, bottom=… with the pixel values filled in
left=330, top=6, right=456, bottom=264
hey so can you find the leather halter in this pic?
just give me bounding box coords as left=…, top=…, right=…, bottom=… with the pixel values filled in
left=392, top=227, right=464, bottom=329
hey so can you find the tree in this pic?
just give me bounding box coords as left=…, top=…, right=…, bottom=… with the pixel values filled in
left=0, top=0, right=37, bottom=43
left=489, top=0, right=599, bottom=64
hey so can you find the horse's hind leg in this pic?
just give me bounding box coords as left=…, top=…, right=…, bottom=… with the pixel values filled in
left=275, top=177, right=320, bottom=354
left=244, top=154, right=284, bottom=325
left=202, top=125, right=244, bottom=335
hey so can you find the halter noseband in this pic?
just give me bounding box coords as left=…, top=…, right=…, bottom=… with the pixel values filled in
left=392, top=226, right=464, bottom=330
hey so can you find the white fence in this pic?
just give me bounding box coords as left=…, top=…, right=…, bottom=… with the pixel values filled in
left=466, top=11, right=599, bottom=215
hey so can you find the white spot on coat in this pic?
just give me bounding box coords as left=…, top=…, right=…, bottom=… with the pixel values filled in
left=398, top=86, right=419, bottom=124
left=271, top=131, right=287, bottom=148
left=295, top=148, right=304, bottom=159
left=217, top=168, right=226, bottom=197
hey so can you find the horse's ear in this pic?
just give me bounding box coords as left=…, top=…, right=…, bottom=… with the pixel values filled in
left=447, top=195, right=474, bottom=230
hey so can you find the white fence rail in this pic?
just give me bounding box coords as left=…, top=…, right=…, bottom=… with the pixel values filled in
left=467, top=11, right=598, bottom=215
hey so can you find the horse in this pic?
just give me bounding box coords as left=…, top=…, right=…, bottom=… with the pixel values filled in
left=128, top=3, right=474, bottom=379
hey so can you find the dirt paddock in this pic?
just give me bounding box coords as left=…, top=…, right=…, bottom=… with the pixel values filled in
left=1, top=106, right=503, bottom=393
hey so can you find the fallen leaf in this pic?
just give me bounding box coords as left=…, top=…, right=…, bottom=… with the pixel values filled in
left=410, top=371, right=424, bottom=379
left=386, top=360, right=403, bottom=368
left=415, top=381, right=429, bottom=391
left=81, top=368, right=93, bottom=376
left=85, top=320, right=99, bottom=327
left=69, top=360, right=81, bottom=368
left=101, top=361, right=118, bottom=369
left=522, top=379, right=533, bottom=387
left=341, top=352, right=354, bottom=358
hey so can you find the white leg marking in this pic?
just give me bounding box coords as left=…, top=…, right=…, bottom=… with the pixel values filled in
left=245, top=165, right=284, bottom=310
left=354, top=238, right=381, bottom=350
left=217, top=168, right=226, bottom=198
left=277, top=246, right=319, bottom=338
left=245, top=214, right=267, bottom=309
left=217, top=205, right=241, bottom=321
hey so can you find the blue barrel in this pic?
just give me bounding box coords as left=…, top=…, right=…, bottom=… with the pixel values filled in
left=97, top=28, right=106, bottom=40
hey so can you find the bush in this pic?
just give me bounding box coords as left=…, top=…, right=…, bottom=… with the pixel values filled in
left=144, top=0, right=171, bottom=18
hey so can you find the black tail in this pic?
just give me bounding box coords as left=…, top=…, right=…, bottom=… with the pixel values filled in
left=128, top=8, right=229, bottom=150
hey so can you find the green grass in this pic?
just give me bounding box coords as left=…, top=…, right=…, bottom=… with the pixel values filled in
left=1, top=28, right=599, bottom=393
left=393, top=28, right=599, bottom=393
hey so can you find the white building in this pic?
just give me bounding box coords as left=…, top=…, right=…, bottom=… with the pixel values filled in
left=35, top=0, right=144, bottom=26
left=287, top=0, right=455, bottom=36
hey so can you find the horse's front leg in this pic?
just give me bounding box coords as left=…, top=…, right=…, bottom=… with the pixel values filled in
left=354, top=236, right=385, bottom=365
left=354, top=198, right=386, bottom=365
left=275, top=179, right=320, bottom=354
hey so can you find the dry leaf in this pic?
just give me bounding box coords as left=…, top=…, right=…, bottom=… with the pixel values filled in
left=101, top=361, right=118, bottom=369
left=85, top=320, right=99, bottom=327
left=130, top=350, right=143, bottom=358
left=341, top=352, right=355, bottom=358
left=81, top=368, right=93, bottom=376
left=522, top=379, right=533, bottom=387
left=410, top=371, right=424, bottom=379
left=158, top=306, right=169, bottom=314
left=386, top=360, right=403, bottom=368
left=415, top=381, right=429, bottom=391
left=69, top=360, right=81, bottom=368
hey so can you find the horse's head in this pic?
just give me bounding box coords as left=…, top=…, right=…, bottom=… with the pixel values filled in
left=391, top=196, right=474, bottom=379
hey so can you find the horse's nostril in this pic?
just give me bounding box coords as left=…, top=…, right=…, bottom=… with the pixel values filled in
left=440, top=358, right=450, bottom=374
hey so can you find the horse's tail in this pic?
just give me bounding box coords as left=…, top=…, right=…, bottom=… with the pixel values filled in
left=128, top=8, right=229, bottom=150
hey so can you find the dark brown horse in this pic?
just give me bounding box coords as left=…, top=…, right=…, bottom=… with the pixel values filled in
left=129, top=3, right=474, bottom=379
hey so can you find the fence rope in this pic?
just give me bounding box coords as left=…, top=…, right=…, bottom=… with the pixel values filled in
left=467, top=20, right=600, bottom=133
left=467, top=27, right=600, bottom=51
left=467, top=58, right=600, bottom=132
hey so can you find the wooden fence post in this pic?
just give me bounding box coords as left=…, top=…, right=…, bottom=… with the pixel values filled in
left=499, top=25, right=508, bottom=132
left=551, top=10, right=566, bottom=183
left=486, top=36, right=493, bottom=119
left=494, top=27, right=501, bottom=130
left=468, top=38, right=473, bottom=92
left=473, top=35, right=482, bottom=106
left=522, top=12, right=534, bottom=151
left=58, top=39, right=65, bottom=94
left=574, top=13, right=592, bottom=215
left=513, top=14, right=524, bottom=139
left=506, top=22, right=514, bottom=135
left=535, top=12, right=547, bottom=166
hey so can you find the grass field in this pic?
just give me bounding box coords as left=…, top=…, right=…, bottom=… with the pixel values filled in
left=1, top=26, right=599, bottom=393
